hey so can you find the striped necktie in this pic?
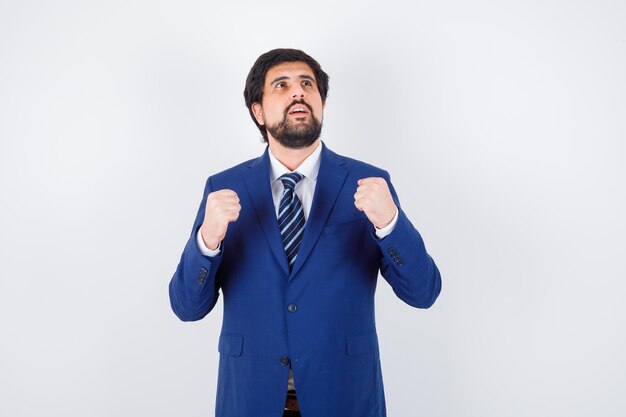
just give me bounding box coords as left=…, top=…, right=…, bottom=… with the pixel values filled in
left=278, top=172, right=306, bottom=269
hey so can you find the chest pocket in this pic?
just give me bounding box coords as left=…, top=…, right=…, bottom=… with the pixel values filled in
left=323, top=219, right=365, bottom=235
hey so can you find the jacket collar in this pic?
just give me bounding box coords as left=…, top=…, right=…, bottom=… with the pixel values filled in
left=268, top=140, right=322, bottom=183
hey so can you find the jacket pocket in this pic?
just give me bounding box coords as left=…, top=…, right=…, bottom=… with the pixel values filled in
left=346, top=331, right=377, bottom=356
left=218, top=333, right=243, bottom=357
left=323, top=219, right=364, bottom=235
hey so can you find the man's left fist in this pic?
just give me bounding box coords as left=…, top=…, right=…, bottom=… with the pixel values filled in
left=354, top=177, right=397, bottom=229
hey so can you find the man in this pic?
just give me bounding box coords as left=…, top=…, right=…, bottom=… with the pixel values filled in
left=169, top=48, right=441, bottom=417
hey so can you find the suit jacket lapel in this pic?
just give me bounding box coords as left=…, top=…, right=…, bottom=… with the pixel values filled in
left=290, top=143, right=348, bottom=278
left=241, top=143, right=348, bottom=279
left=242, top=147, right=290, bottom=277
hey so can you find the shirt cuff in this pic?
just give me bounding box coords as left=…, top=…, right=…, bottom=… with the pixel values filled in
left=374, top=207, right=399, bottom=239
left=196, top=229, right=221, bottom=257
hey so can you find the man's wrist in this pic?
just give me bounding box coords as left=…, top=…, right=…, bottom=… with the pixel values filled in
left=200, top=228, right=220, bottom=250
left=375, top=206, right=399, bottom=239
left=197, top=229, right=221, bottom=256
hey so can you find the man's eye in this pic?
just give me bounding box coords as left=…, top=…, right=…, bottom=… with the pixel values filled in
left=302, top=80, right=312, bottom=87
left=276, top=82, right=286, bottom=88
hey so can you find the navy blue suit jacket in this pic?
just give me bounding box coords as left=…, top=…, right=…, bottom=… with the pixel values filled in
left=169, top=142, right=441, bottom=417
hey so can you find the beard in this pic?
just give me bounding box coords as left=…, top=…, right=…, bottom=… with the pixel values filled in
left=265, top=100, right=322, bottom=149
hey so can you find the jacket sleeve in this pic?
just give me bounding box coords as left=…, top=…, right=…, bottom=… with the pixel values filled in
left=169, top=177, right=223, bottom=321
left=370, top=171, right=442, bottom=308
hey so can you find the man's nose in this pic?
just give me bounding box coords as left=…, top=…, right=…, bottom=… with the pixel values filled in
left=291, top=84, right=305, bottom=98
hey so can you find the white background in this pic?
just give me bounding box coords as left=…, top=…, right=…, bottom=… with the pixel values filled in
left=1, top=1, right=625, bottom=416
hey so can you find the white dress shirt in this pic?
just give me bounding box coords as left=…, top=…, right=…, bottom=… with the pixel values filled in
left=196, top=140, right=398, bottom=391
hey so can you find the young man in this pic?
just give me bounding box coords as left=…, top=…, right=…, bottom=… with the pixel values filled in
left=169, top=48, right=441, bottom=417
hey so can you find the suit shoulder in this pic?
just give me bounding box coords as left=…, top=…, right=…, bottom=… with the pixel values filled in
left=205, top=154, right=261, bottom=182
left=330, top=149, right=389, bottom=178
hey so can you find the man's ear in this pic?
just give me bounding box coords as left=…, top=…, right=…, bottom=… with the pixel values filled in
left=251, top=103, right=264, bottom=125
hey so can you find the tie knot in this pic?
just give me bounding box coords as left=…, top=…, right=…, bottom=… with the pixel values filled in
left=280, top=172, right=304, bottom=191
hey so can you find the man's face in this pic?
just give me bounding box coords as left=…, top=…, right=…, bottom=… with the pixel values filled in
left=252, top=61, right=324, bottom=148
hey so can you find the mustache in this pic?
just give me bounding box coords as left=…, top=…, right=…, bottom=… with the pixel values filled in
left=285, top=99, right=313, bottom=115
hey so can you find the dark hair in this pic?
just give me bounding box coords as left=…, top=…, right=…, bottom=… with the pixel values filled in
left=244, top=48, right=330, bottom=142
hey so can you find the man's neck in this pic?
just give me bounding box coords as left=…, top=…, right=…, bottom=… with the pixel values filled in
left=267, top=138, right=321, bottom=171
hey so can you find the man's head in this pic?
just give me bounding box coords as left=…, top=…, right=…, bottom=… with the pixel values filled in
left=244, top=48, right=329, bottom=148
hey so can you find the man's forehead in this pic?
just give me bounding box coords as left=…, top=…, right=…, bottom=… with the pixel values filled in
left=265, top=61, right=315, bottom=83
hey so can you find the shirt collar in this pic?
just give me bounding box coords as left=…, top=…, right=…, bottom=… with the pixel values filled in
left=268, top=140, right=323, bottom=183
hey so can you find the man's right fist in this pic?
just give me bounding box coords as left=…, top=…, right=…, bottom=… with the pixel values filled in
left=200, top=189, right=240, bottom=250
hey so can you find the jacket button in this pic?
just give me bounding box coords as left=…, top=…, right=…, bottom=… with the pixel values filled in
left=287, top=304, right=298, bottom=313
left=197, top=268, right=208, bottom=284
left=388, top=247, right=397, bottom=257
left=280, top=356, right=290, bottom=366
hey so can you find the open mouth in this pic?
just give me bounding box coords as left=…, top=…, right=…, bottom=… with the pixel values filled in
left=288, top=103, right=311, bottom=117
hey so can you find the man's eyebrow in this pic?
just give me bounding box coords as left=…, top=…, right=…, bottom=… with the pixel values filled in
left=269, top=74, right=316, bottom=85
left=269, top=76, right=289, bottom=85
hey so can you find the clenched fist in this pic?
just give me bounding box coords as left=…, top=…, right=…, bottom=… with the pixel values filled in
left=200, top=189, right=241, bottom=250
left=354, top=177, right=397, bottom=229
